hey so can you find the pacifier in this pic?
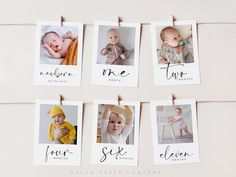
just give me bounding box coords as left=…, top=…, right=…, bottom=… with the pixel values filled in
left=178, top=40, right=185, bottom=46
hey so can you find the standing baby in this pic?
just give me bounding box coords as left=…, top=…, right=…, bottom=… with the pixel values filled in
left=168, top=107, right=192, bottom=139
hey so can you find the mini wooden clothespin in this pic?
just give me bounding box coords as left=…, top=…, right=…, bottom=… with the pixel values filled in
left=170, top=15, right=176, bottom=26
left=117, top=16, right=122, bottom=27
left=117, top=95, right=122, bottom=105
left=169, top=93, right=176, bottom=107
left=60, top=16, right=65, bottom=26
left=59, top=94, right=64, bottom=105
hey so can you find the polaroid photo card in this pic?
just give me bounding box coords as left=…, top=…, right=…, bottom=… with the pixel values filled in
left=34, top=100, right=83, bottom=166
left=91, top=21, right=140, bottom=87
left=34, top=21, right=84, bottom=87
left=151, top=21, right=200, bottom=85
left=151, top=99, right=200, bottom=165
left=91, top=100, right=140, bottom=166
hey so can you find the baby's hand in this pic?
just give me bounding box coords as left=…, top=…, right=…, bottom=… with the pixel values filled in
left=120, top=54, right=126, bottom=60
left=101, top=48, right=108, bottom=55
left=158, top=58, right=168, bottom=64
left=174, top=60, right=181, bottom=64
left=43, top=43, right=50, bottom=49
left=177, top=46, right=184, bottom=53
left=66, top=31, right=76, bottom=40
left=66, top=31, right=72, bottom=36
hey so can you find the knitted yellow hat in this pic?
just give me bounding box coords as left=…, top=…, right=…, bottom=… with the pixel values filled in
left=48, top=106, right=65, bottom=118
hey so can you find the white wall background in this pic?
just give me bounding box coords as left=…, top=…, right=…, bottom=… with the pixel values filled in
left=0, top=0, right=235, bottom=177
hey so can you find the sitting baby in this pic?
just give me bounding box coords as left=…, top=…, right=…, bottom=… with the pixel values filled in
left=48, top=106, right=76, bottom=144
left=157, top=26, right=194, bottom=64
left=41, top=31, right=77, bottom=59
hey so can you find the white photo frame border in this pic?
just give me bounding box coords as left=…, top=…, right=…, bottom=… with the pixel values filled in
left=34, top=100, right=83, bottom=166
left=151, top=99, right=200, bottom=165
left=91, top=100, right=140, bottom=166
left=34, top=21, right=84, bottom=87
left=91, top=21, right=140, bottom=87
left=151, top=20, right=201, bottom=86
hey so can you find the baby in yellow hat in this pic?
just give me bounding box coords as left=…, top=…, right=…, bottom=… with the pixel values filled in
left=100, top=105, right=134, bottom=144
left=48, top=106, right=76, bottom=144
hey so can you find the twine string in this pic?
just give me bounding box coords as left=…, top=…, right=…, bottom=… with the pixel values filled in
left=1, top=21, right=236, bottom=26
left=0, top=100, right=236, bottom=105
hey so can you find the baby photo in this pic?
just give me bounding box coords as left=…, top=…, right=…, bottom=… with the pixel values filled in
left=151, top=21, right=200, bottom=85
left=97, top=104, right=135, bottom=144
left=39, top=24, right=79, bottom=65
left=151, top=99, right=200, bottom=165
left=155, top=25, right=194, bottom=65
left=34, top=22, right=83, bottom=87
left=39, top=104, right=78, bottom=144
left=91, top=100, right=140, bottom=166
left=156, top=105, right=193, bottom=144
left=91, top=21, right=140, bottom=87
left=34, top=100, right=83, bottom=166
left=97, top=25, right=136, bottom=66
